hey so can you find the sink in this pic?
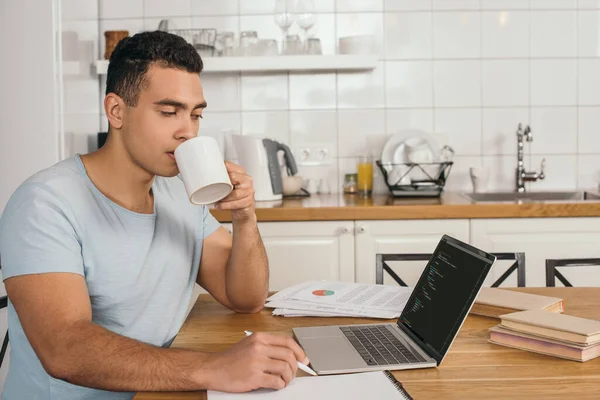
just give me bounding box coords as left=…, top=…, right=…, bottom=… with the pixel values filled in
left=463, top=191, right=600, bottom=203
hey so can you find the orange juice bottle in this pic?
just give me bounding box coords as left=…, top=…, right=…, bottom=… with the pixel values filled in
left=357, top=155, right=373, bottom=196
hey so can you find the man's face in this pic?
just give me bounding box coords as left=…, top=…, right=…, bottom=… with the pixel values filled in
left=121, top=65, right=206, bottom=177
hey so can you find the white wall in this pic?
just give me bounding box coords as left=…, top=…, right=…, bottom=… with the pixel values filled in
left=63, top=0, right=600, bottom=194
left=0, top=0, right=61, bottom=212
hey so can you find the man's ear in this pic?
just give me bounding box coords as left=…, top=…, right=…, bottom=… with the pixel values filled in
left=104, top=93, right=125, bottom=130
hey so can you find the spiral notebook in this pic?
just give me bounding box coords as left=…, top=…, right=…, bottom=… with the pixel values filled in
left=207, top=371, right=413, bottom=399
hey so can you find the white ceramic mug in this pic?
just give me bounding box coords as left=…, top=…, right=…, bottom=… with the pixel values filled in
left=174, top=136, right=233, bottom=205
left=469, top=167, right=490, bottom=193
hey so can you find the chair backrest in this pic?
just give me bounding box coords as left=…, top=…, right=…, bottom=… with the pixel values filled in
left=545, top=258, right=600, bottom=287
left=376, top=252, right=526, bottom=287
left=0, top=260, right=9, bottom=390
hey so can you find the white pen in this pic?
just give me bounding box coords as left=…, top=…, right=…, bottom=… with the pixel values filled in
left=244, top=330, right=318, bottom=376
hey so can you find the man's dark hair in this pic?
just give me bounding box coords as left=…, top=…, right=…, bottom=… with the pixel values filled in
left=106, top=31, right=203, bottom=107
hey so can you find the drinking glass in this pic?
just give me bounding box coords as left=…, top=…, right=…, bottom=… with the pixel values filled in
left=305, top=37, right=322, bottom=54
left=357, top=154, right=373, bottom=196
left=274, top=0, right=295, bottom=53
left=283, top=34, right=302, bottom=55
left=221, top=31, right=235, bottom=56
left=239, top=30, right=258, bottom=56
left=296, top=0, right=316, bottom=50
left=257, top=39, right=279, bottom=56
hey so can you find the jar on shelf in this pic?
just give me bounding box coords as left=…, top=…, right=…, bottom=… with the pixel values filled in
left=104, top=30, right=129, bottom=60
left=343, top=173, right=358, bottom=194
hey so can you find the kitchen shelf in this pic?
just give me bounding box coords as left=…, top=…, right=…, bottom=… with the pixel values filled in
left=94, top=54, right=377, bottom=75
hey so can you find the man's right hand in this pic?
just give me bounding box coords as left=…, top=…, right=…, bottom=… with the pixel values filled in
left=202, top=332, right=310, bottom=393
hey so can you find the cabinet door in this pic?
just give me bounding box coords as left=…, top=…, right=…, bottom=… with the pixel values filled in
left=354, top=220, right=470, bottom=285
left=222, top=221, right=355, bottom=291
left=257, top=221, right=355, bottom=290
left=470, top=218, right=600, bottom=287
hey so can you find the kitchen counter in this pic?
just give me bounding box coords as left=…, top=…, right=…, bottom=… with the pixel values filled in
left=210, top=192, right=600, bottom=222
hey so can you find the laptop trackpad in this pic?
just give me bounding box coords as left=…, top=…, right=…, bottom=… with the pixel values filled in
left=301, top=337, right=366, bottom=372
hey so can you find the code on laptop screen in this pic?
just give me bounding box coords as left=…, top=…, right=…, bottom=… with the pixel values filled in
left=399, top=237, right=493, bottom=360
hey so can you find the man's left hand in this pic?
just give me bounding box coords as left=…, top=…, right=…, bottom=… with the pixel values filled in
left=215, top=161, right=256, bottom=223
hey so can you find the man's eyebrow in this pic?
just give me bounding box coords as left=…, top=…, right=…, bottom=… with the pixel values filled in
left=193, top=101, right=207, bottom=110
left=153, top=99, right=207, bottom=110
left=154, top=99, right=187, bottom=109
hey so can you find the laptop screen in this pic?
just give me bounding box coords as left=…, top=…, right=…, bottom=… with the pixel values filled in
left=397, top=235, right=495, bottom=364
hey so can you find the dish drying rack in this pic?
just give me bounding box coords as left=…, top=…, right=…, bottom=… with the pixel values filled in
left=376, top=161, right=453, bottom=198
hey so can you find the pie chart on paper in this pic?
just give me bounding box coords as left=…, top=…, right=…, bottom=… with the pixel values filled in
left=312, top=289, right=335, bottom=297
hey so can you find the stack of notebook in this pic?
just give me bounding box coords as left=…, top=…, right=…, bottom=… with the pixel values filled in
left=489, top=309, right=600, bottom=362
left=471, top=288, right=564, bottom=318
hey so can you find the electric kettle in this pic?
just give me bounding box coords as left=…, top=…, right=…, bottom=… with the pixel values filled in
left=231, top=135, right=298, bottom=201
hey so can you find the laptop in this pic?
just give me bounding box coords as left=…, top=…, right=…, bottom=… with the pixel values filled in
left=293, top=235, right=495, bottom=375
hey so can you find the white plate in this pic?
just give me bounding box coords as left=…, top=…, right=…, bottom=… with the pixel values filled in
left=380, top=130, right=441, bottom=184
left=380, top=129, right=441, bottom=165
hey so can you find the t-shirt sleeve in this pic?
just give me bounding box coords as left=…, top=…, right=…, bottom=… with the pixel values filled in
left=0, top=183, right=84, bottom=280
left=200, top=205, right=221, bottom=240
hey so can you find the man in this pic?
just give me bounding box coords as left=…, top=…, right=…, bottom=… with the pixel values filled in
left=0, top=31, right=308, bottom=399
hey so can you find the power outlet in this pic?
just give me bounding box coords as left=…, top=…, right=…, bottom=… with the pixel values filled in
left=294, top=146, right=333, bottom=166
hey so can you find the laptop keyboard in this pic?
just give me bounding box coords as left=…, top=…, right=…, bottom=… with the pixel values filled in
left=340, top=325, right=428, bottom=366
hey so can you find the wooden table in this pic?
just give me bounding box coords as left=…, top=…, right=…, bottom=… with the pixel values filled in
left=135, top=288, right=600, bottom=399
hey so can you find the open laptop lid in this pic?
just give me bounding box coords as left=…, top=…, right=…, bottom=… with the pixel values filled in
left=396, top=235, right=495, bottom=365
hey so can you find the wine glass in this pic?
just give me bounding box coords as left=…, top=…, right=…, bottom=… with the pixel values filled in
left=296, top=0, right=316, bottom=51
left=274, top=0, right=295, bottom=53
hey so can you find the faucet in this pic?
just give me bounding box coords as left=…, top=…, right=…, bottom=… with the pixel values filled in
left=516, top=123, right=545, bottom=193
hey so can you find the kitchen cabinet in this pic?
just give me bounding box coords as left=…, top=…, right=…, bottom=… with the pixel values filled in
left=222, top=221, right=355, bottom=291
left=470, top=218, right=600, bottom=287
left=213, top=217, right=600, bottom=294
left=353, top=220, right=470, bottom=285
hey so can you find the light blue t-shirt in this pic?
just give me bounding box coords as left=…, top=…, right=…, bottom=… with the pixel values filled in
left=0, top=155, right=221, bottom=399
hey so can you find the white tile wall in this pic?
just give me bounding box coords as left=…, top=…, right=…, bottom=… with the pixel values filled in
left=63, top=0, right=600, bottom=194
left=578, top=10, right=600, bottom=56
left=99, top=0, right=143, bottom=19
left=337, top=109, right=386, bottom=157
left=434, top=61, right=481, bottom=107
left=433, top=12, right=481, bottom=59
left=240, top=73, right=287, bottom=111
left=385, top=12, right=432, bottom=60
left=578, top=107, right=600, bottom=153
left=242, top=111, right=290, bottom=143
left=289, top=73, right=337, bottom=109
left=385, top=0, right=432, bottom=12
left=434, top=108, right=482, bottom=156
left=481, top=11, right=529, bottom=58
left=482, top=108, right=529, bottom=155
left=482, top=60, right=529, bottom=106
left=530, top=11, right=577, bottom=57
left=385, top=61, right=433, bottom=107
left=336, top=0, right=383, bottom=12
left=191, top=0, right=239, bottom=16
left=483, top=155, right=518, bottom=191
left=530, top=107, right=578, bottom=154
left=530, top=59, right=577, bottom=106
left=336, top=62, right=385, bottom=109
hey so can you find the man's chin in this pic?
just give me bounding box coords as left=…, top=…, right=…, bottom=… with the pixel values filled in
left=153, top=167, right=180, bottom=178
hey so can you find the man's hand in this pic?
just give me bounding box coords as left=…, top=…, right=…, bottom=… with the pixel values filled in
left=202, top=332, right=309, bottom=393
left=215, top=161, right=256, bottom=223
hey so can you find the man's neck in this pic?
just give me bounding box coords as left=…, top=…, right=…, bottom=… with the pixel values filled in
left=81, top=141, right=155, bottom=214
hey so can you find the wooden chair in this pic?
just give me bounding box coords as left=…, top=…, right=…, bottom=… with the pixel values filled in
left=0, top=262, right=7, bottom=368
left=545, top=258, right=600, bottom=287
left=376, top=252, right=526, bottom=287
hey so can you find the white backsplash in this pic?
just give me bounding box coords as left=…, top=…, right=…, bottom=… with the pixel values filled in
left=61, top=0, right=600, bottom=194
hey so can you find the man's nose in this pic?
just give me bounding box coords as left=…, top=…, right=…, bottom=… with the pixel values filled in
left=176, top=118, right=197, bottom=141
